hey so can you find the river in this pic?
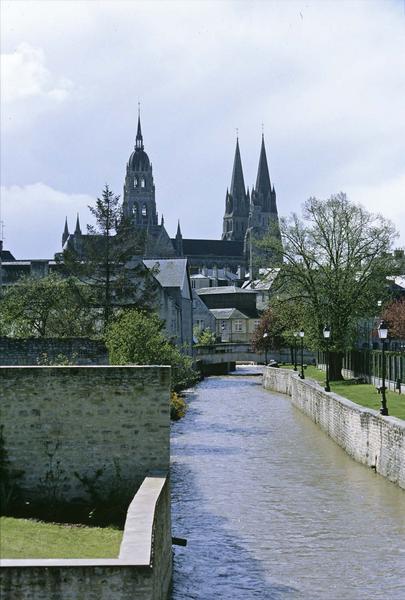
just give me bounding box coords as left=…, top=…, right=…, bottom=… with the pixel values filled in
left=170, top=369, right=405, bottom=600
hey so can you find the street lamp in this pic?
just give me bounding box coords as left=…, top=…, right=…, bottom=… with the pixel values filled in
left=378, top=320, right=389, bottom=416
left=323, top=325, right=331, bottom=392
left=263, top=332, right=268, bottom=364
left=293, top=332, right=298, bottom=371
left=299, top=329, right=305, bottom=379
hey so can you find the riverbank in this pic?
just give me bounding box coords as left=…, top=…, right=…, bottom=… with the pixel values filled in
left=263, top=366, right=405, bottom=489
left=171, top=371, right=405, bottom=599
left=283, top=363, right=405, bottom=419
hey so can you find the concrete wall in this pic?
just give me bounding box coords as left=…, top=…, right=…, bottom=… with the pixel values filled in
left=263, top=367, right=405, bottom=489
left=0, top=366, right=170, bottom=501
left=0, top=476, right=172, bottom=600
left=0, top=337, right=108, bottom=366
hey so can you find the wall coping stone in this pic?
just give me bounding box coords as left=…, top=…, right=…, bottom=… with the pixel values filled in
left=0, top=475, right=167, bottom=569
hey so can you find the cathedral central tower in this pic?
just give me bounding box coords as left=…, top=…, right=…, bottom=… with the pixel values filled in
left=122, top=113, right=158, bottom=227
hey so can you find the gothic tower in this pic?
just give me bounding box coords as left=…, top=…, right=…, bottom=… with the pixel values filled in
left=248, top=134, right=280, bottom=238
left=122, top=113, right=158, bottom=227
left=222, top=138, right=250, bottom=241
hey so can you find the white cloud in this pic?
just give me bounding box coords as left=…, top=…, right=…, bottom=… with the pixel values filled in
left=346, top=174, right=405, bottom=248
left=1, top=183, right=95, bottom=259
left=1, top=42, right=72, bottom=103
left=1, top=1, right=404, bottom=254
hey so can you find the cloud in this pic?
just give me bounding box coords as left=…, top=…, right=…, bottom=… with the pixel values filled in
left=1, top=1, right=404, bottom=255
left=1, top=183, right=95, bottom=259
left=346, top=174, right=405, bottom=248
left=1, top=42, right=73, bottom=103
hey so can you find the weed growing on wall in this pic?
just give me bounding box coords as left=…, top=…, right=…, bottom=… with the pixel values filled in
left=0, top=426, right=24, bottom=514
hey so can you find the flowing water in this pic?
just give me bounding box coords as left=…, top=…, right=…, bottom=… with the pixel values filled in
left=170, top=369, right=405, bottom=600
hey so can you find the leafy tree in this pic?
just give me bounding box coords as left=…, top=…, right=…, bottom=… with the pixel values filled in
left=105, top=309, right=199, bottom=392
left=193, top=326, right=216, bottom=345
left=0, top=274, right=96, bottom=338
left=251, top=307, right=284, bottom=353
left=62, top=184, right=154, bottom=331
left=382, top=299, right=405, bottom=340
left=261, top=193, right=397, bottom=379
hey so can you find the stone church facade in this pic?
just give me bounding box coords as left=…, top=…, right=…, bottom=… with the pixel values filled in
left=61, top=114, right=281, bottom=275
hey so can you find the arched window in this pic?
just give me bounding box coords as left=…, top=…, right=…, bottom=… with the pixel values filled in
left=134, top=177, right=138, bottom=188
left=133, top=203, right=139, bottom=222
left=140, top=177, right=145, bottom=188
left=142, top=204, right=147, bottom=218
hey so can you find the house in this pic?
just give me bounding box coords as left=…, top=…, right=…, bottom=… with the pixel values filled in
left=210, top=308, right=259, bottom=343
left=143, top=258, right=193, bottom=354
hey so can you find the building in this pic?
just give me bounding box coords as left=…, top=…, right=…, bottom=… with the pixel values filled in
left=61, top=114, right=281, bottom=276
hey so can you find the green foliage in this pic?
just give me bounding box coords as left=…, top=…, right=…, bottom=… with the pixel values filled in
left=0, top=426, right=23, bottom=515
left=170, top=392, right=187, bottom=420
left=62, top=184, right=154, bottom=332
left=0, top=273, right=96, bottom=338
left=105, top=309, right=198, bottom=392
left=193, top=326, right=216, bottom=345
left=261, top=193, right=397, bottom=354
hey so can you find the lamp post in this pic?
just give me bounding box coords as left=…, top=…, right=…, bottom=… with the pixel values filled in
left=293, top=332, right=298, bottom=371
left=299, top=330, right=305, bottom=379
left=263, top=332, right=268, bottom=364
left=323, top=325, right=331, bottom=392
left=378, top=320, right=388, bottom=416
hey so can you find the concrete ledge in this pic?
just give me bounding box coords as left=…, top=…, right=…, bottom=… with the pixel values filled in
left=0, top=476, right=172, bottom=599
left=263, top=367, right=405, bottom=489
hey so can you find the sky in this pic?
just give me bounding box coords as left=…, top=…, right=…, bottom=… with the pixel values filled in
left=1, top=0, right=404, bottom=259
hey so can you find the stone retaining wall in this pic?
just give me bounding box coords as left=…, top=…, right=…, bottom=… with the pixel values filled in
left=0, top=476, right=172, bottom=600
left=0, top=366, right=171, bottom=501
left=263, top=367, right=405, bottom=489
left=0, top=337, right=108, bottom=366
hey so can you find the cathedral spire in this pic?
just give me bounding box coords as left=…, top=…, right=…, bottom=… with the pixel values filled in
left=255, top=134, right=271, bottom=198
left=74, top=213, right=82, bottom=235
left=62, top=217, right=69, bottom=246
left=230, top=137, right=246, bottom=201
left=136, top=104, right=144, bottom=150
left=175, top=220, right=183, bottom=256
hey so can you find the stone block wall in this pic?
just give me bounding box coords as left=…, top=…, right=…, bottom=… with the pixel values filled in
left=0, top=476, right=172, bottom=600
left=263, top=367, right=405, bottom=489
left=0, top=366, right=171, bottom=501
left=0, top=337, right=108, bottom=366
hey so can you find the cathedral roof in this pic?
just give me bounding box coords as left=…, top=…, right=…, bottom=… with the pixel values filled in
left=230, top=138, right=246, bottom=200
left=128, top=112, right=150, bottom=171
left=180, top=239, right=244, bottom=258
left=128, top=148, right=150, bottom=171
left=255, top=135, right=272, bottom=197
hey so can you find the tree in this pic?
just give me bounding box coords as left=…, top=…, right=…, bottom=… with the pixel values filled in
left=382, top=299, right=405, bottom=340
left=0, top=274, right=96, bottom=338
left=62, top=184, right=154, bottom=331
left=261, top=193, right=397, bottom=379
left=105, top=309, right=199, bottom=392
left=251, top=307, right=284, bottom=353
left=193, top=326, right=216, bottom=345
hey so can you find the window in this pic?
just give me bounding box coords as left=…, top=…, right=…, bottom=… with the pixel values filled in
left=234, top=320, right=243, bottom=332
left=134, top=177, right=138, bottom=188
left=254, top=320, right=260, bottom=329
left=140, top=177, right=145, bottom=188
left=142, top=204, right=147, bottom=217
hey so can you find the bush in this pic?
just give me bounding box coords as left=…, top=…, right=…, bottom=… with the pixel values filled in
left=105, top=309, right=198, bottom=393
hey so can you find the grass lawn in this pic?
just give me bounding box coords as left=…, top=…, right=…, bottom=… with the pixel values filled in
left=280, top=364, right=405, bottom=421
left=0, top=517, right=123, bottom=559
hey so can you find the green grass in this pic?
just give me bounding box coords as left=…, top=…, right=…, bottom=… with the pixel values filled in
left=0, top=517, right=123, bottom=559
left=281, top=364, right=405, bottom=420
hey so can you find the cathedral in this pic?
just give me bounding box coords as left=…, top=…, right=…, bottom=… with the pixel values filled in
left=62, top=114, right=280, bottom=275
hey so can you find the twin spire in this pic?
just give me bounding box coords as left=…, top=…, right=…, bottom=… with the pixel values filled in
left=231, top=132, right=273, bottom=202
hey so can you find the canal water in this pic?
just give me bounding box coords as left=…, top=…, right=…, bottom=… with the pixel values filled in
left=170, top=370, right=405, bottom=600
